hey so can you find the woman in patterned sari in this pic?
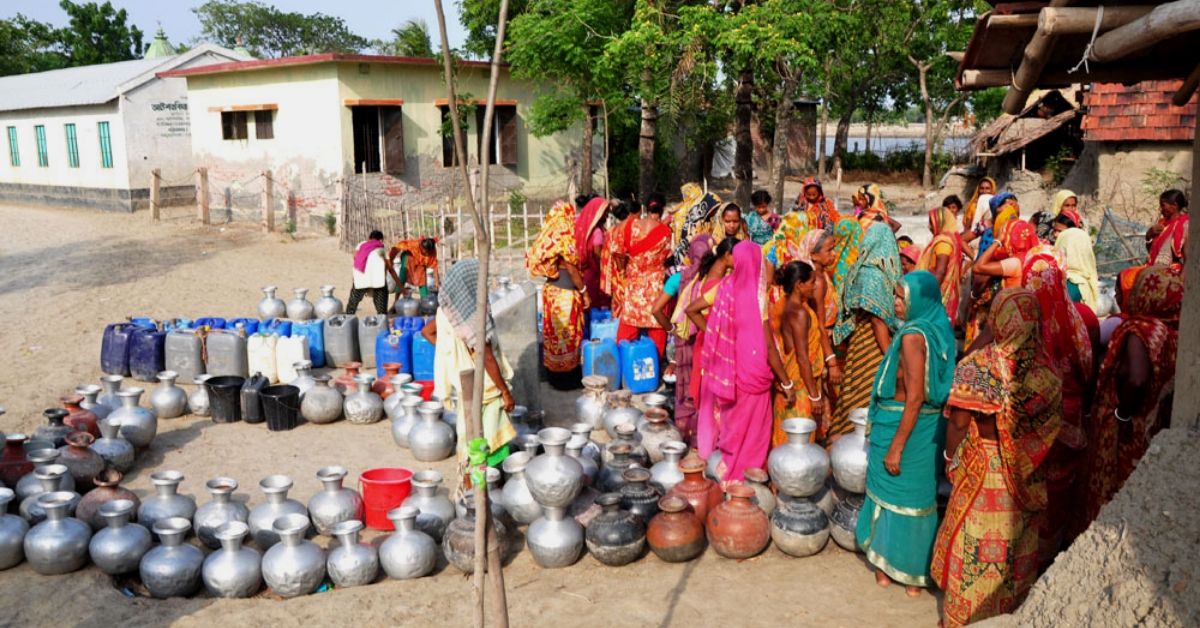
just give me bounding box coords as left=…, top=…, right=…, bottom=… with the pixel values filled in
left=766, top=178, right=841, bottom=268
left=857, top=270, right=954, bottom=597
left=1020, top=250, right=1094, bottom=564
left=933, top=288, right=1062, bottom=627
left=917, top=206, right=965, bottom=327
left=1146, top=189, right=1189, bottom=267
left=575, top=196, right=610, bottom=310
left=771, top=261, right=826, bottom=446
left=668, top=234, right=714, bottom=444
left=615, top=197, right=674, bottom=356
left=828, top=218, right=863, bottom=298
left=527, top=201, right=587, bottom=389
left=1084, top=265, right=1183, bottom=525
left=831, top=223, right=902, bottom=442
left=600, top=200, right=633, bottom=319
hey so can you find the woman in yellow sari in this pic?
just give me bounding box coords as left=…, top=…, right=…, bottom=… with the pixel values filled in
left=917, top=206, right=965, bottom=327
left=962, top=176, right=996, bottom=235
left=771, top=261, right=826, bottom=445
left=527, top=200, right=587, bottom=389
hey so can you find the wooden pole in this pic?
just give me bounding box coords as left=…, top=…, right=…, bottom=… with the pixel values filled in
left=1039, top=6, right=1156, bottom=36
left=961, top=63, right=1196, bottom=90
left=1173, top=63, right=1200, bottom=106
left=262, top=171, right=274, bottom=233
left=197, top=167, right=210, bottom=224
left=505, top=202, right=512, bottom=250
left=457, top=202, right=464, bottom=260
left=1002, top=0, right=1074, bottom=115
left=522, top=202, right=529, bottom=249
left=150, top=168, right=161, bottom=222
left=1090, top=0, right=1200, bottom=64
left=1170, top=110, right=1200, bottom=430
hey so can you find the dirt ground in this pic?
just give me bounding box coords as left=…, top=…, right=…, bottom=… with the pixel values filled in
left=0, top=204, right=939, bottom=627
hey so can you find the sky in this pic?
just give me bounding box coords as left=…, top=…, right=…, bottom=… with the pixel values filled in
left=0, top=0, right=469, bottom=51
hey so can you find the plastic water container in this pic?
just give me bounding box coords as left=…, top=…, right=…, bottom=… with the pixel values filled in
left=206, top=329, right=248, bottom=378
left=275, top=335, right=310, bottom=383
left=162, top=318, right=194, bottom=332
left=247, top=333, right=279, bottom=383
left=262, top=318, right=292, bottom=337
left=130, top=317, right=156, bottom=329
left=591, top=317, right=619, bottom=343
left=101, top=322, right=140, bottom=376
left=129, top=327, right=167, bottom=382
left=325, top=315, right=359, bottom=367
left=582, top=338, right=621, bottom=391
left=619, top=337, right=660, bottom=394
left=240, top=373, right=269, bottom=424
left=411, top=327, right=435, bottom=382
left=376, top=330, right=413, bottom=378
left=358, top=315, right=388, bottom=368
left=227, top=318, right=260, bottom=335
left=165, top=329, right=206, bottom=381
left=193, top=317, right=227, bottom=330
left=292, top=319, right=326, bottom=368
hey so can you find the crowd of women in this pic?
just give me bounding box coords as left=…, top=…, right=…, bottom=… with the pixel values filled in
left=526, top=179, right=1188, bottom=627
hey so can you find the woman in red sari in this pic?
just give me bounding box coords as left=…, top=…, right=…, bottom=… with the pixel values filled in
left=615, top=196, right=673, bottom=357
left=575, top=196, right=610, bottom=310
left=917, top=206, right=965, bottom=326
left=601, top=200, right=634, bottom=318
left=697, top=240, right=791, bottom=482
left=1020, top=250, right=1094, bottom=564
left=1084, top=265, right=1183, bottom=525
left=933, top=288, right=1062, bottom=627
left=1146, top=189, right=1188, bottom=267
left=527, top=201, right=587, bottom=389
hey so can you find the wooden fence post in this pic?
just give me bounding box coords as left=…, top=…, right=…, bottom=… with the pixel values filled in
left=522, top=202, right=529, bottom=251
left=262, top=170, right=274, bottom=233
left=196, top=167, right=210, bottom=225
left=456, top=202, right=463, bottom=260
left=505, top=202, right=512, bottom=250
left=489, top=203, right=497, bottom=251
left=150, top=168, right=161, bottom=222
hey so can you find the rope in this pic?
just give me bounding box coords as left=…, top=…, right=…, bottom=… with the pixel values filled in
left=1068, top=5, right=1104, bottom=74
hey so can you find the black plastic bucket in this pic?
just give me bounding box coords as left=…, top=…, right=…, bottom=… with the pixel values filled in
left=206, top=375, right=245, bottom=424
left=241, top=373, right=269, bottom=424
left=260, top=384, right=301, bottom=431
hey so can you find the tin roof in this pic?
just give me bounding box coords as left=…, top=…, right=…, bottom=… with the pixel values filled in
left=157, top=53, right=496, bottom=79
left=1083, top=80, right=1197, bottom=142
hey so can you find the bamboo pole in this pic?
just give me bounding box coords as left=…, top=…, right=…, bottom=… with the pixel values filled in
left=1090, top=0, right=1200, bottom=64
left=262, top=171, right=274, bottom=233
left=1001, top=0, right=1075, bottom=115
left=1039, top=6, right=1155, bottom=36
left=150, top=168, right=161, bottom=222
left=197, top=167, right=210, bottom=224
left=1173, top=63, right=1200, bottom=106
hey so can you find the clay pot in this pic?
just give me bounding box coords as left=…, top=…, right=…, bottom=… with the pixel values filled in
left=584, top=493, right=646, bottom=567
left=0, top=434, right=32, bottom=487
left=706, top=484, right=770, bottom=559
left=60, top=395, right=99, bottom=438
left=647, top=495, right=706, bottom=562
left=638, top=408, right=681, bottom=464
left=57, top=432, right=104, bottom=491
left=333, top=362, right=362, bottom=395
left=666, top=456, right=723, bottom=523
left=743, top=468, right=776, bottom=516
left=75, top=469, right=140, bottom=530
left=34, top=409, right=74, bottom=448
left=373, top=363, right=402, bottom=399
left=770, top=494, right=830, bottom=558
left=618, top=468, right=660, bottom=525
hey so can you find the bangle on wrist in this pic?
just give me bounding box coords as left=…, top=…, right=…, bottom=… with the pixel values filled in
left=1114, top=408, right=1131, bottom=423
left=943, top=451, right=952, bottom=461
left=825, top=354, right=837, bottom=364
left=780, top=380, right=795, bottom=391
left=807, top=392, right=822, bottom=402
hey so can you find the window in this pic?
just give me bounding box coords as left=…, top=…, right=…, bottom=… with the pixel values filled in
left=439, top=105, right=460, bottom=167
left=221, top=111, right=248, bottom=140
left=5, top=126, right=17, bottom=167
left=474, top=104, right=518, bottom=167
left=350, top=105, right=404, bottom=175
left=64, top=123, right=79, bottom=168
left=98, top=121, right=113, bottom=168
left=254, top=110, right=274, bottom=140
left=34, top=125, right=48, bottom=167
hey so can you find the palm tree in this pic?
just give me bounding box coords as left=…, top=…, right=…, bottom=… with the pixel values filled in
left=390, top=19, right=433, bottom=58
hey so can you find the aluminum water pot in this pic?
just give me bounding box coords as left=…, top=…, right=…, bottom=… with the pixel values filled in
left=150, top=371, right=188, bottom=419
left=767, top=418, right=830, bottom=498
left=109, top=387, right=157, bottom=449
left=76, top=384, right=112, bottom=420
left=23, top=492, right=91, bottom=575
left=91, top=418, right=134, bottom=474
left=379, top=506, right=437, bottom=579
left=258, top=286, right=286, bottom=319
left=249, top=475, right=307, bottom=549
left=262, top=513, right=325, bottom=598
left=87, top=498, right=150, bottom=575
left=300, top=375, right=343, bottom=424
left=830, top=409, right=869, bottom=494
left=140, top=518, right=204, bottom=598
left=202, top=521, right=262, bottom=598
left=500, top=452, right=541, bottom=525
left=314, top=285, right=344, bottom=319
left=344, top=375, right=384, bottom=424
left=400, top=470, right=455, bottom=542
left=0, top=488, right=29, bottom=570
left=576, top=376, right=609, bottom=430
left=326, top=519, right=378, bottom=587
left=307, top=466, right=364, bottom=535
left=194, top=477, right=250, bottom=549
left=139, top=470, right=196, bottom=531
left=409, top=402, right=455, bottom=462
left=524, top=428, right=583, bottom=509
left=287, top=288, right=315, bottom=321
left=527, top=505, right=583, bottom=568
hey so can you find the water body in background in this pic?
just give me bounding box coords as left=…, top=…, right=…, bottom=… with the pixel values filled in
left=822, top=136, right=971, bottom=155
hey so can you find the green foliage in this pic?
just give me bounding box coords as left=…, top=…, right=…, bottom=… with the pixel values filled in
left=507, top=187, right=526, bottom=210
left=386, top=19, right=434, bottom=58
left=57, top=0, right=144, bottom=65
left=1142, top=167, right=1189, bottom=199
left=459, top=0, right=530, bottom=58
left=969, top=87, right=1006, bottom=127
left=840, top=144, right=956, bottom=179
left=193, top=0, right=368, bottom=58
left=0, top=15, right=68, bottom=77
left=322, top=211, right=337, bottom=236
left=284, top=219, right=297, bottom=235
left=1045, top=145, right=1075, bottom=185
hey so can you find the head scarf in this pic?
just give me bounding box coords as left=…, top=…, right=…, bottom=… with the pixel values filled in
left=873, top=270, right=956, bottom=406
left=829, top=218, right=864, bottom=294
left=949, top=288, right=1062, bottom=511
left=992, top=193, right=1020, bottom=238
left=858, top=183, right=888, bottom=221
left=1127, top=264, right=1185, bottom=322
left=918, top=207, right=966, bottom=325
left=573, top=197, right=608, bottom=261
left=1054, top=228, right=1100, bottom=311
left=1002, top=219, right=1038, bottom=259
left=1059, top=208, right=1083, bottom=228
left=964, top=176, right=997, bottom=230
left=439, top=258, right=493, bottom=349
left=713, top=202, right=750, bottom=242
left=792, top=229, right=827, bottom=267
left=672, top=184, right=721, bottom=265
left=1149, top=211, right=1189, bottom=266
left=353, top=239, right=384, bottom=272
left=679, top=233, right=713, bottom=287
left=930, top=206, right=957, bottom=235
left=900, top=244, right=922, bottom=265
left=833, top=222, right=902, bottom=343
left=1022, top=251, right=1093, bottom=382
left=1051, top=190, right=1078, bottom=217
left=527, top=200, right=577, bottom=279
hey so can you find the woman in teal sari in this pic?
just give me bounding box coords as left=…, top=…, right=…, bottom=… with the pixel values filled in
left=856, top=270, right=955, bottom=597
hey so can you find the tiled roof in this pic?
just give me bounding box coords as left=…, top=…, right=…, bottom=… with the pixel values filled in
left=1082, top=80, right=1196, bottom=143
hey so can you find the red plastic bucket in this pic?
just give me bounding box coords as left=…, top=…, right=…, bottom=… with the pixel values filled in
left=417, top=380, right=435, bottom=401
left=359, top=467, right=413, bottom=530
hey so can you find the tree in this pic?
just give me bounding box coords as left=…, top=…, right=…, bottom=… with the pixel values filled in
left=506, top=0, right=636, bottom=195
left=0, top=15, right=68, bottom=77
left=387, top=19, right=434, bottom=58
left=459, top=0, right=529, bottom=59
left=193, top=0, right=368, bottom=58
left=57, top=0, right=144, bottom=65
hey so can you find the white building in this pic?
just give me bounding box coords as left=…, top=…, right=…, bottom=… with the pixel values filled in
left=0, top=44, right=247, bottom=212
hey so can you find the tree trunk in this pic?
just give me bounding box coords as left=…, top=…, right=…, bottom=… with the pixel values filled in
left=580, top=103, right=594, bottom=196
left=818, top=58, right=833, bottom=180
left=769, top=65, right=798, bottom=214
left=917, top=61, right=934, bottom=189
left=638, top=97, right=657, bottom=202
left=832, top=108, right=854, bottom=178
left=864, top=115, right=873, bottom=155
left=734, top=66, right=754, bottom=208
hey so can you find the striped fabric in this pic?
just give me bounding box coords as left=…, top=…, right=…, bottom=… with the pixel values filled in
left=832, top=314, right=884, bottom=439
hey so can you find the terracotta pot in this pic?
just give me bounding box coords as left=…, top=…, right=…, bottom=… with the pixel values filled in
left=75, top=469, right=140, bottom=530
left=0, top=434, right=32, bottom=487
left=666, top=456, right=722, bottom=523
left=646, top=495, right=706, bottom=562
left=706, top=484, right=770, bottom=559
left=60, top=394, right=100, bottom=438
left=372, top=363, right=402, bottom=399
left=57, top=432, right=105, bottom=491
left=333, top=362, right=361, bottom=395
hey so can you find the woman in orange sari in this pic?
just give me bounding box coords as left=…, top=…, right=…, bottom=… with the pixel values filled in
left=933, top=288, right=1062, bottom=627
left=527, top=201, right=587, bottom=388
left=615, top=196, right=674, bottom=357
left=917, top=206, right=965, bottom=327
left=771, top=261, right=826, bottom=446
left=600, top=200, right=633, bottom=318
left=1084, top=265, right=1183, bottom=525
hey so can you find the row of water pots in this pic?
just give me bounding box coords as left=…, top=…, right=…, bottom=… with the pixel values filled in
left=258, top=286, right=344, bottom=321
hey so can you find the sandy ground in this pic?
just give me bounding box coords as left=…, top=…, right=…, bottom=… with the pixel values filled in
left=0, top=204, right=939, bottom=627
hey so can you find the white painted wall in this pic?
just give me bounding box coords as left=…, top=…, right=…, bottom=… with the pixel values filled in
left=0, top=103, right=130, bottom=189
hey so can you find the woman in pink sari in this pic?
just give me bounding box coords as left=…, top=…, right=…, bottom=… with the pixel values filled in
left=698, top=240, right=792, bottom=482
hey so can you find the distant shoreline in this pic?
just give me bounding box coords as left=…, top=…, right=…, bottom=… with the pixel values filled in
left=843, top=122, right=973, bottom=139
